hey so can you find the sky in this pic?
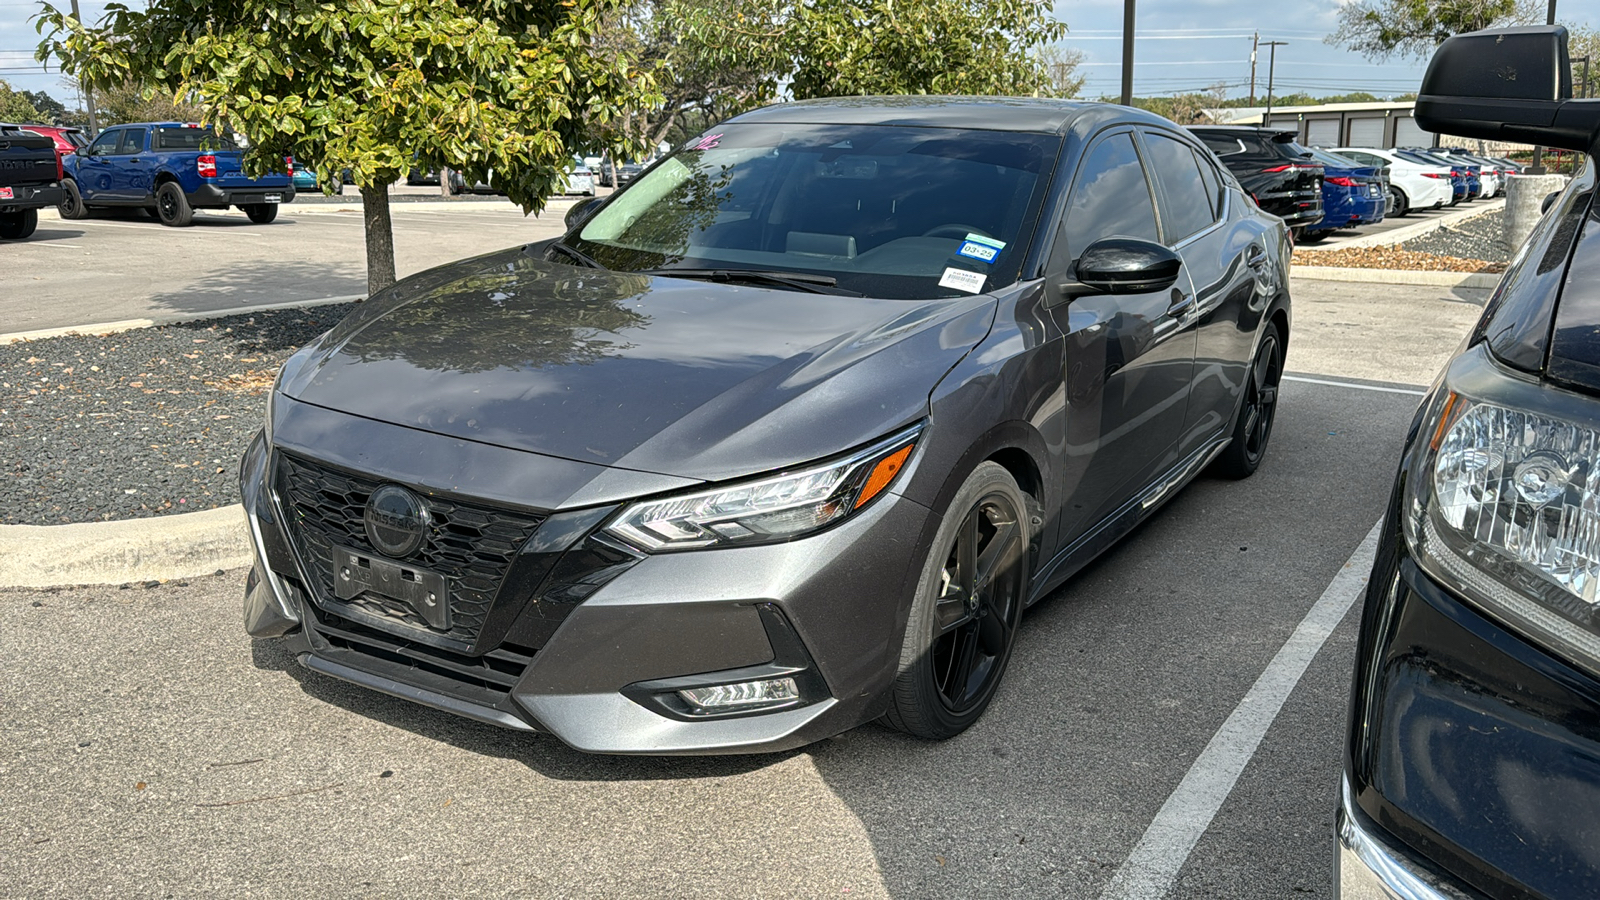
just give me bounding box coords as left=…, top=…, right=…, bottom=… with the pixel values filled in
left=0, top=0, right=1595, bottom=107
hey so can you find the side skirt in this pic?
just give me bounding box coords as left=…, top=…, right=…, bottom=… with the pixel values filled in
left=1026, top=435, right=1231, bottom=606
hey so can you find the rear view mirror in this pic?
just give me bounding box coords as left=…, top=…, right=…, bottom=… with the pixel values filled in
left=1416, top=26, right=1600, bottom=152
left=1065, top=238, right=1183, bottom=297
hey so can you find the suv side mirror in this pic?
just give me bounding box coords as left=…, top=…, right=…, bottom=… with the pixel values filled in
left=1057, top=238, right=1183, bottom=301
left=1416, top=26, right=1600, bottom=152
left=565, top=195, right=603, bottom=230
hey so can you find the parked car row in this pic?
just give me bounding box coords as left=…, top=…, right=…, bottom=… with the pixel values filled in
left=1184, top=124, right=1525, bottom=246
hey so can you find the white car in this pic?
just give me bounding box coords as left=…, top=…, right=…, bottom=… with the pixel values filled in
left=1332, top=147, right=1456, bottom=216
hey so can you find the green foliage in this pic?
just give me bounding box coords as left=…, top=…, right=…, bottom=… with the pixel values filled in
left=0, top=80, right=43, bottom=123
left=21, top=89, right=66, bottom=122
left=1326, top=0, right=1537, bottom=60
left=35, top=0, right=653, bottom=212
left=1571, top=26, right=1598, bottom=99
left=94, top=80, right=205, bottom=126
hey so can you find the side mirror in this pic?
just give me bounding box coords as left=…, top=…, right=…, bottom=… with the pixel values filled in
left=1416, top=26, right=1599, bottom=152
left=565, top=195, right=603, bottom=230
left=1058, top=238, right=1183, bottom=300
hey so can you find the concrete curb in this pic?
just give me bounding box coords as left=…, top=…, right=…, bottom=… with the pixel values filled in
left=1, top=294, right=366, bottom=344
left=1291, top=266, right=1501, bottom=289
left=0, top=505, right=250, bottom=589
left=1295, top=198, right=1504, bottom=251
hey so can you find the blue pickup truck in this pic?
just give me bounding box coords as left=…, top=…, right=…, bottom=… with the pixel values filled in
left=59, top=122, right=294, bottom=226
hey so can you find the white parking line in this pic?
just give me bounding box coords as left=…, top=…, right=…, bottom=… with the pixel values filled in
left=1098, top=519, right=1383, bottom=900
left=1283, top=374, right=1428, bottom=397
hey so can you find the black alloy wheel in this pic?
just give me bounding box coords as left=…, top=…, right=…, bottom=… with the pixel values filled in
left=57, top=179, right=89, bottom=220
left=1390, top=186, right=1410, bottom=217
left=1214, top=322, right=1284, bottom=479
left=156, top=182, right=193, bottom=227
left=886, top=462, right=1029, bottom=739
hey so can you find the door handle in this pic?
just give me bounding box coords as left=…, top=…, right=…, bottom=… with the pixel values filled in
left=1167, top=288, right=1194, bottom=317
left=1245, top=245, right=1267, bottom=269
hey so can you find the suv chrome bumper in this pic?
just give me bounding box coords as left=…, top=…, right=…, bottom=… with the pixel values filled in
left=1337, top=776, right=1475, bottom=900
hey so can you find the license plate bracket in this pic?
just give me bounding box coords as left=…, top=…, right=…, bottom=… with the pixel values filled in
left=264, top=193, right=282, bottom=203
left=332, top=545, right=450, bottom=631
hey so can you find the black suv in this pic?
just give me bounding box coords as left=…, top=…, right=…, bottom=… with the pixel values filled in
left=1188, top=126, right=1324, bottom=239
left=1340, top=25, right=1600, bottom=900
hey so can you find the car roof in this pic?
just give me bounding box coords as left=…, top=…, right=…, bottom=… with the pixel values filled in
left=726, top=96, right=1172, bottom=136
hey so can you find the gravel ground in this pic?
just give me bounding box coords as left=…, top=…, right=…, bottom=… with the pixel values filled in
left=0, top=305, right=354, bottom=526
left=1400, top=207, right=1509, bottom=264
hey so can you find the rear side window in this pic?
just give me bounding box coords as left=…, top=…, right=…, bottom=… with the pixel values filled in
left=1143, top=133, right=1217, bottom=243
left=1197, top=134, right=1245, bottom=156
left=1063, top=132, right=1160, bottom=257
left=155, top=127, right=237, bottom=151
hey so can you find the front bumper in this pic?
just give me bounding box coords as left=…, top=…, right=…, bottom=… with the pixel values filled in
left=1338, top=776, right=1474, bottom=900
left=240, top=416, right=933, bottom=755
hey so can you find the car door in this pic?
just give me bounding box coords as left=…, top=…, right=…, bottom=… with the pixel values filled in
left=1046, top=128, right=1198, bottom=548
left=109, top=127, right=149, bottom=201
left=76, top=128, right=121, bottom=201
left=1140, top=128, right=1266, bottom=456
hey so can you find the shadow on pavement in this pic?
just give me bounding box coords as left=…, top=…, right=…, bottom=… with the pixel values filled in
left=145, top=257, right=365, bottom=317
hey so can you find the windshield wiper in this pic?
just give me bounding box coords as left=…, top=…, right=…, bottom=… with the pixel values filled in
left=637, top=268, right=861, bottom=296
left=547, top=240, right=607, bottom=270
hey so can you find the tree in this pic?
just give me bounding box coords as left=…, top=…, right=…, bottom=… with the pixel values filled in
left=1038, top=44, right=1086, bottom=99
left=37, top=0, right=652, bottom=295
left=1327, top=0, right=1541, bottom=60
left=21, top=89, right=66, bottom=122
left=0, top=80, right=43, bottom=122
left=93, top=80, right=205, bottom=126
left=1571, top=26, right=1599, bottom=99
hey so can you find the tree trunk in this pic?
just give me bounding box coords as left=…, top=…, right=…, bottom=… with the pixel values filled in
left=361, top=184, right=396, bottom=297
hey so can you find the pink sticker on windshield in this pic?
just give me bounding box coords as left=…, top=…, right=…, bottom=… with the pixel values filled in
left=691, top=133, right=724, bottom=151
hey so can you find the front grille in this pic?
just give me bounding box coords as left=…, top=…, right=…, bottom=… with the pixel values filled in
left=275, top=452, right=547, bottom=648
left=304, top=601, right=536, bottom=709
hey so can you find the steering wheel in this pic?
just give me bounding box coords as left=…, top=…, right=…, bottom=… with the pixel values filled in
left=922, top=224, right=994, bottom=240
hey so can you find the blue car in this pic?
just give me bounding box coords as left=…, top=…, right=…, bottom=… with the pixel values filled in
left=59, top=122, right=295, bottom=226
left=1297, top=148, right=1385, bottom=242
left=291, top=164, right=348, bottom=195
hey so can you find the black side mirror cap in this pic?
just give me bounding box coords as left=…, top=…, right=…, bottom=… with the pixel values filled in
left=1416, top=26, right=1600, bottom=152
left=565, top=195, right=603, bottom=230
left=1054, top=238, right=1183, bottom=303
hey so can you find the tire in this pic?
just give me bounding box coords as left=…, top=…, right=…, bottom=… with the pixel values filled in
left=0, top=208, right=38, bottom=240
left=58, top=179, right=89, bottom=220
left=156, top=181, right=193, bottom=227
left=1213, top=321, right=1284, bottom=479
left=242, top=203, right=278, bottom=224
left=884, top=461, right=1030, bottom=740
left=1390, top=187, right=1410, bottom=217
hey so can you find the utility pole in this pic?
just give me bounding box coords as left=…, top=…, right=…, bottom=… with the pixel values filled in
left=1263, top=40, right=1288, bottom=124
left=1531, top=0, right=1557, bottom=173
left=67, top=0, right=98, bottom=135
left=1249, top=32, right=1259, bottom=106
left=1120, top=0, right=1136, bottom=106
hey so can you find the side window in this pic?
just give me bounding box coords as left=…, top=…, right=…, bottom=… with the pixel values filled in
left=1198, top=135, right=1243, bottom=156
left=1143, top=133, right=1217, bottom=244
left=87, top=130, right=119, bottom=156
left=116, top=128, right=147, bottom=155
left=1059, top=132, right=1159, bottom=267
left=1195, top=152, right=1224, bottom=217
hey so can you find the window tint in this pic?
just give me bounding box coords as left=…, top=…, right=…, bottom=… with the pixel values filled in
left=155, top=126, right=238, bottom=151
left=1196, top=152, right=1223, bottom=216
left=1197, top=134, right=1244, bottom=156
left=1144, top=133, right=1216, bottom=243
left=116, top=128, right=146, bottom=155
left=87, top=130, right=119, bottom=156
left=1063, top=132, right=1159, bottom=258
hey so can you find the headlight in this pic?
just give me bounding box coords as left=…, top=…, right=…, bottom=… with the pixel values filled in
left=1404, top=354, right=1600, bottom=675
left=603, top=424, right=922, bottom=552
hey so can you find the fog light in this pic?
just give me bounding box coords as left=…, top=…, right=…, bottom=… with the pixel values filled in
left=677, top=677, right=800, bottom=711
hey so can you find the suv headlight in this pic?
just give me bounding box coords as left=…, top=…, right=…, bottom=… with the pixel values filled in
left=1404, top=350, right=1600, bottom=674
left=603, top=424, right=922, bottom=552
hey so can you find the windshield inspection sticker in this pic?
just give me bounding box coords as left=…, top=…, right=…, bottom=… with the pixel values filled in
left=939, top=267, right=988, bottom=294
left=957, top=241, right=1000, bottom=263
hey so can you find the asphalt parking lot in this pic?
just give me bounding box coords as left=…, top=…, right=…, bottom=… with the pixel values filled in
left=1, top=200, right=1496, bottom=898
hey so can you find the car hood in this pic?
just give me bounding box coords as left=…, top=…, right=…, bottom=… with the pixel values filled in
left=279, top=246, right=996, bottom=483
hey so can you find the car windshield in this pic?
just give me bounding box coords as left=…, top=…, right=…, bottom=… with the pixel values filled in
left=565, top=123, right=1061, bottom=300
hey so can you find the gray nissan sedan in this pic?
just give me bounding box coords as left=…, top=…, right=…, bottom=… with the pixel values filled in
left=241, top=97, right=1292, bottom=754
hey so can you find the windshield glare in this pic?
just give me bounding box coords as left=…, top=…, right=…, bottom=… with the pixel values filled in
left=568, top=123, right=1060, bottom=300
